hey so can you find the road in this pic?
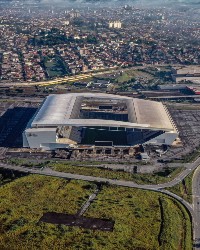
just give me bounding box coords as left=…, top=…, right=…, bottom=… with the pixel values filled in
left=3, top=152, right=200, bottom=189
left=0, top=160, right=197, bottom=190
left=0, top=64, right=180, bottom=88
left=193, top=166, right=200, bottom=249
left=0, top=67, right=118, bottom=87
left=0, top=161, right=194, bottom=214
left=0, top=156, right=199, bottom=248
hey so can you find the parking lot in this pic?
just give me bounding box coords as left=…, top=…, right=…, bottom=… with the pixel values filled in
left=164, top=105, right=200, bottom=160
left=0, top=99, right=40, bottom=149
left=1, top=98, right=200, bottom=163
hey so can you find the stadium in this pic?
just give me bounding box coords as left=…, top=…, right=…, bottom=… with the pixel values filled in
left=23, top=93, right=178, bottom=150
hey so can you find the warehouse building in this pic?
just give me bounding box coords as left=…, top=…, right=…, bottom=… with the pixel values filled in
left=172, top=66, right=200, bottom=83
left=23, top=93, right=178, bottom=150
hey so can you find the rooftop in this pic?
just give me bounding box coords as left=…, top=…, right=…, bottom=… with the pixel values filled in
left=31, top=93, right=176, bottom=132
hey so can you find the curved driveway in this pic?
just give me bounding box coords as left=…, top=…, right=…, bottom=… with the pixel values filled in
left=1, top=156, right=200, bottom=190
left=1, top=158, right=200, bottom=248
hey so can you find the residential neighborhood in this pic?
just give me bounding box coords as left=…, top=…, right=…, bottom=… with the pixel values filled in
left=0, top=3, right=200, bottom=82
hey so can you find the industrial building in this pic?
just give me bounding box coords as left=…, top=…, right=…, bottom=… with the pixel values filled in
left=172, top=66, right=200, bottom=83
left=23, top=93, right=178, bottom=150
left=186, top=86, right=200, bottom=95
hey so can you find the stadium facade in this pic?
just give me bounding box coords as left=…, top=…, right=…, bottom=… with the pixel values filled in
left=23, top=93, right=178, bottom=150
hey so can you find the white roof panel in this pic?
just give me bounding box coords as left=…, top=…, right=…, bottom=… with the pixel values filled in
left=31, top=93, right=176, bottom=132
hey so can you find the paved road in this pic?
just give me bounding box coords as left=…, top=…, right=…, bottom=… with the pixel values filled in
left=0, top=162, right=196, bottom=206
left=2, top=155, right=200, bottom=189
left=0, top=68, right=117, bottom=87
left=193, top=166, right=200, bottom=249
left=0, top=162, right=195, bottom=190
left=0, top=157, right=199, bottom=247
left=0, top=64, right=180, bottom=88
left=0, top=162, right=194, bottom=212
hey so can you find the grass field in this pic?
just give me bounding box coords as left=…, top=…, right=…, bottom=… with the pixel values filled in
left=115, top=72, right=132, bottom=83
left=113, top=69, right=153, bottom=83
left=0, top=175, right=192, bottom=250
left=0, top=175, right=96, bottom=249
left=81, top=128, right=128, bottom=145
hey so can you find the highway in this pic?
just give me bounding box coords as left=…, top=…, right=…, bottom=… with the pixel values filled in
left=0, top=68, right=118, bottom=88
left=0, top=64, right=181, bottom=88
left=0, top=73, right=93, bottom=87
left=193, top=166, right=200, bottom=249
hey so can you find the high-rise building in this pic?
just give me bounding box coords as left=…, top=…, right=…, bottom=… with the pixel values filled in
left=109, top=21, right=122, bottom=29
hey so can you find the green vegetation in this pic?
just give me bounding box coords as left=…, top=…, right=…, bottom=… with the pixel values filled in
left=95, top=67, right=155, bottom=92
left=7, top=158, right=102, bottom=167
left=171, top=146, right=200, bottom=163
left=0, top=99, right=16, bottom=103
left=43, top=56, right=67, bottom=78
left=0, top=176, right=192, bottom=250
left=81, top=128, right=127, bottom=145
left=167, top=170, right=194, bottom=203
left=6, top=158, right=184, bottom=185
left=0, top=175, right=96, bottom=249
left=182, top=147, right=200, bottom=163
left=50, top=162, right=184, bottom=185
left=29, top=28, right=98, bottom=47
left=0, top=169, right=27, bottom=186
left=84, top=185, right=192, bottom=250
left=159, top=197, right=192, bottom=250
left=168, top=105, right=200, bottom=111
left=115, top=72, right=133, bottom=83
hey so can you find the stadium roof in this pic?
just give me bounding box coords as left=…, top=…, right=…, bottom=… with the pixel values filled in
left=31, top=93, right=176, bottom=132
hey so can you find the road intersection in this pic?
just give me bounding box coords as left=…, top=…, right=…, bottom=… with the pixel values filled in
left=1, top=157, right=200, bottom=249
